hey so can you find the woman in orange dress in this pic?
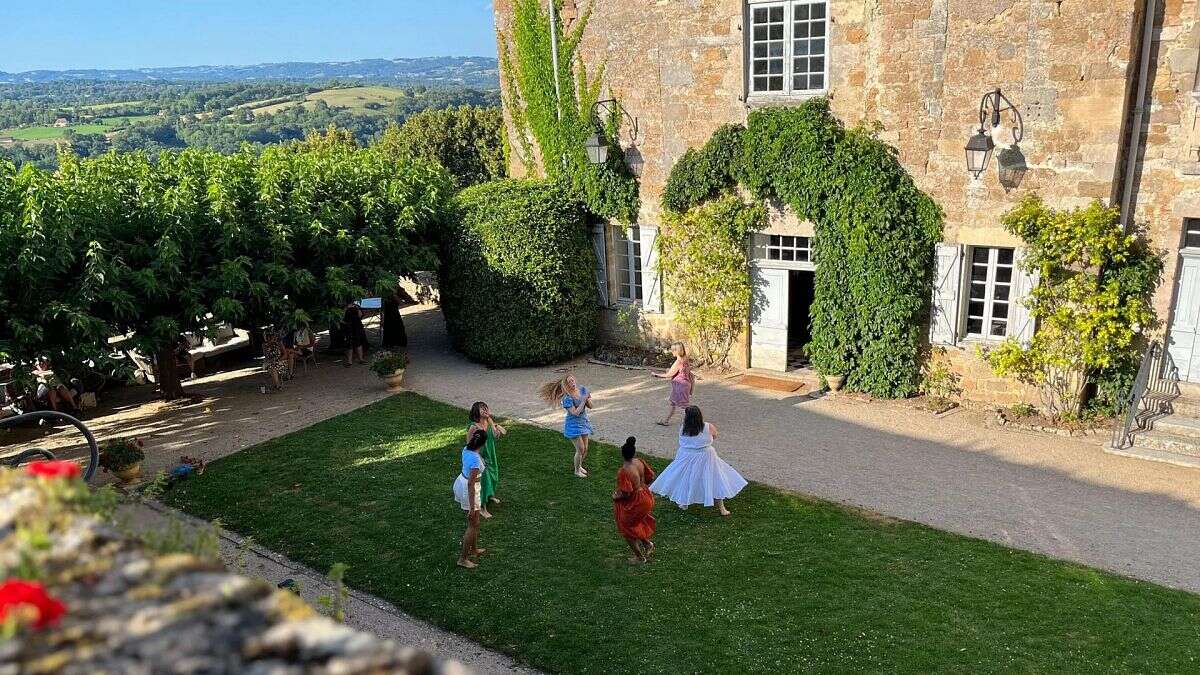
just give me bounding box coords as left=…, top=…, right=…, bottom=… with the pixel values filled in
left=613, top=437, right=657, bottom=564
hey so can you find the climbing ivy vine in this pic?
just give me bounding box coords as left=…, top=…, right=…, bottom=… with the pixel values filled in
left=499, top=0, right=639, bottom=222
left=660, top=98, right=943, bottom=397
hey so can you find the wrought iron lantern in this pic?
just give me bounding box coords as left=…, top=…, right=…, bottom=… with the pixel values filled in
left=965, top=88, right=1023, bottom=180
left=585, top=98, right=639, bottom=166
left=584, top=132, right=608, bottom=165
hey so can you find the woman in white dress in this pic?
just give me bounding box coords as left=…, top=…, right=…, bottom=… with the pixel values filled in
left=651, top=405, right=747, bottom=516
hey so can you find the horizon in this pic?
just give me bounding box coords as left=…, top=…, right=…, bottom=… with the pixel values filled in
left=1, top=0, right=499, bottom=73
left=0, top=54, right=498, bottom=76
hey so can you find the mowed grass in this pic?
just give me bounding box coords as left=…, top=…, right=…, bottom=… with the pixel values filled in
left=1, top=124, right=112, bottom=141
left=166, top=393, right=1200, bottom=674
left=246, top=86, right=405, bottom=116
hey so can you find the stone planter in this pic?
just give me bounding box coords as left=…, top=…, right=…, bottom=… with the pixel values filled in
left=114, top=462, right=142, bottom=484
left=382, top=369, right=406, bottom=392
left=825, top=375, right=846, bottom=392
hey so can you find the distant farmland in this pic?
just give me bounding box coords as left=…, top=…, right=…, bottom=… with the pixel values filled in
left=244, top=86, right=408, bottom=116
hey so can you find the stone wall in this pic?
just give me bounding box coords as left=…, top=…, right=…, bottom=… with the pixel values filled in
left=0, top=470, right=460, bottom=675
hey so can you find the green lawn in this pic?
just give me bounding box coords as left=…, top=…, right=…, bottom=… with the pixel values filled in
left=1, top=124, right=112, bottom=141
left=166, top=393, right=1200, bottom=673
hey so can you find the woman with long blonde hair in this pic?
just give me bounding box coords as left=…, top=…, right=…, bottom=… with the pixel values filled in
left=651, top=341, right=694, bottom=426
left=540, top=372, right=593, bottom=477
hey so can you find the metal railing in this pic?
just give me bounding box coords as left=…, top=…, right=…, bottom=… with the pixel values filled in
left=1, top=411, right=100, bottom=482
left=1111, top=340, right=1180, bottom=449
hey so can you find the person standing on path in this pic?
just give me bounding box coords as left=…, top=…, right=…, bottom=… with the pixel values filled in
left=652, top=342, right=694, bottom=426
left=651, top=406, right=747, bottom=516
left=341, top=303, right=369, bottom=366
left=454, top=429, right=488, bottom=569
left=613, top=437, right=657, bottom=564
left=540, top=373, right=593, bottom=478
left=467, top=401, right=506, bottom=519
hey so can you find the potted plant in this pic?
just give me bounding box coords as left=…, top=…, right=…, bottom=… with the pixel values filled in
left=822, top=354, right=848, bottom=393
left=99, top=437, right=146, bottom=484
left=370, top=350, right=410, bottom=392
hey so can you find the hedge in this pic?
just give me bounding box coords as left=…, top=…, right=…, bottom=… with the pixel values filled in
left=439, top=179, right=598, bottom=367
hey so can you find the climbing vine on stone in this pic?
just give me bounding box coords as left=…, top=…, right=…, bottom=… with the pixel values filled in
left=660, top=98, right=943, bottom=397
left=499, top=0, right=639, bottom=222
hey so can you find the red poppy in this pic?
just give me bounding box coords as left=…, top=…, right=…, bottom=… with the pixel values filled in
left=23, top=460, right=81, bottom=480
left=0, top=580, right=67, bottom=629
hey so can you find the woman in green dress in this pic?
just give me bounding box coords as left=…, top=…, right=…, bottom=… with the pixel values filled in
left=467, top=402, right=506, bottom=519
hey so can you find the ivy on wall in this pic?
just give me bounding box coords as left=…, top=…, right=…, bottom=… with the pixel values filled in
left=499, top=0, right=639, bottom=223
left=660, top=98, right=943, bottom=397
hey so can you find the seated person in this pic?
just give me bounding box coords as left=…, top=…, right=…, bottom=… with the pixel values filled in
left=32, top=358, right=81, bottom=414
left=175, top=334, right=199, bottom=378
left=283, top=326, right=316, bottom=374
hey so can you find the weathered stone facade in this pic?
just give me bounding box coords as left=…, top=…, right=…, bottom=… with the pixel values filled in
left=493, top=0, right=1198, bottom=405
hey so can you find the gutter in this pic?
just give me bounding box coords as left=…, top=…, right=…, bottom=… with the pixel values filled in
left=1119, top=0, right=1158, bottom=232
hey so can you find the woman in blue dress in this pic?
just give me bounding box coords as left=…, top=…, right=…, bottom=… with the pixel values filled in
left=540, top=372, right=593, bottom=477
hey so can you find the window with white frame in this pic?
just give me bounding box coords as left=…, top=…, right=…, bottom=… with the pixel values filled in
left=964, top=246, right=1014, bottom=339
left=747, top=0, right=828, bottom=96
left=613, top=226, right=644, bottom=303
left=763, top=234, right=812, bottom=262
left=1184, top=218, right=1200, bottom=249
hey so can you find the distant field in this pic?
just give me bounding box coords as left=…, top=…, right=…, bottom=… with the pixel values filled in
left=96, top=113, right=158, bottom=125
left=1, top=123, right=115, bottom=141
left=80, top=100, right=146, bottom=111
left=246, top=86, right=405, bottom=116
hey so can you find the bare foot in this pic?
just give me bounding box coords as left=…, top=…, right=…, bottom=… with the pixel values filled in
left=718, top=506, right=732, bottom=516
left=489, top=496, right=501, bottom=505
left=628, top=555, right=645, bottom=565
left=574, top=470, right=587, bottom=478
left=644, top=541, right=656, bottom=557
left=457, top=559, right=477, bottom=569
left=473, top=548, right=486, bottom=556
left=480, top=509, right=493, bottom=519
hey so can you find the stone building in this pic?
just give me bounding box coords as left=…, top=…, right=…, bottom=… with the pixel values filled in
left=493, top=0, right=1200, bottom=405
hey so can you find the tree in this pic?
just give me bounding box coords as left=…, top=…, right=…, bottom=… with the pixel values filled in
left=985, top=195, right=1164, bottom=418
left=375, top=106, right=505, bottom=188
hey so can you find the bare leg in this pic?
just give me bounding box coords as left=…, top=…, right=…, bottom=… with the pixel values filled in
left=642, top=539, right=655, bottom=557
left=46, top=389, right=61, bottom=412
left=657, top=404, right=676, bottom=426
left=624, top=536, right=646, bottom=564
left=458, top=510, right=480, bottom=568
left=716, top=499, right=731, bottom=516
left=572, top=437, right=586, bottom=477
left=344, top=348, right=353, bottom=366
left=270, top=371, right=282, bottom=390
left=579, top=436, right=589, bottom=475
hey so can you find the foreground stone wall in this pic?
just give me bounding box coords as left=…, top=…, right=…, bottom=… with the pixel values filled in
left=0, top=470, right=460, bottom=675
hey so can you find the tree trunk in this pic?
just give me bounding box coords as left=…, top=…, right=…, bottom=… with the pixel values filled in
left=156, top=344, right=185, bottom=400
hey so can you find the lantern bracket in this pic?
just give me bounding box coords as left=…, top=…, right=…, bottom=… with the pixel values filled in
left=979, top=88, right=1023, bottom=147
left=591, top=99, right=639, bottom=144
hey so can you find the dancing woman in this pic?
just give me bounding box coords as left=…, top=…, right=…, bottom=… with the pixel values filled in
left=652, top=341, right=694, bottom=426
left=651, top=405, right=747, bottom=516
left=613, top=437, right=657, bottom=564
left=454, top=429, right=489, bottom=569
left=467, top=401, right=506, bottom=519
left=539, top=373, right=593, bottom=478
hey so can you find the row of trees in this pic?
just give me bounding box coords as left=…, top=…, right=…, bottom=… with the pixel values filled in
left=0, top=129, right=454, bottom=399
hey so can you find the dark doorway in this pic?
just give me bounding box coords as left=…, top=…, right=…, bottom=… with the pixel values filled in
left=787, top=270, right=815, bottom=370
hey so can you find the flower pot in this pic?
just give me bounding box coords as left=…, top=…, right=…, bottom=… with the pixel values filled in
left=114, top=462, right=142, bottom=484
left=825, top=375, right=845, bottom=392
left=382, top=369, right=405, bottom=392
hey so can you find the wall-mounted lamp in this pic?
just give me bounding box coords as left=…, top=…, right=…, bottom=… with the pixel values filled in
left=965, top=88, right=1023, bottom=179
left=585, top=98, right=640, bottom=166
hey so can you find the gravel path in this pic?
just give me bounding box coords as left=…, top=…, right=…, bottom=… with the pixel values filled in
left=398, top=307, right=1200, bottom=594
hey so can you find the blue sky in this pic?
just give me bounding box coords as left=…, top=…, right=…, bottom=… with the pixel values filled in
left=1, top=0, right=498, bottom=72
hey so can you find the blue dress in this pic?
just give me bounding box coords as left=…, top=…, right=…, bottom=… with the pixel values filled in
left=562, top=386, right=593, bottom=439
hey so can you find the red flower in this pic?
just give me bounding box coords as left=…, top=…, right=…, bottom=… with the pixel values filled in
left=23, top=460, right=81, bottom=480
left=0, top=580, right=66, bottom=629
left=136, top=439, right=145, bottom=448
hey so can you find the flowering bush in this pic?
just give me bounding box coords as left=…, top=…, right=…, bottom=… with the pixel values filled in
left=98, top=437, right=146, bottom=472
left=23, top=460, right=81, bottom=480
left=0, top=579, right=66, bottom=631
left=369, top=350, right=411, bottom=378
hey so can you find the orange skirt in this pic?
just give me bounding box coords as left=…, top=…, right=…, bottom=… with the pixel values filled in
left=614, top=489, right=657, bottom=540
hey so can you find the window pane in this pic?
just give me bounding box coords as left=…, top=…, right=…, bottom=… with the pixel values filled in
left=797, top=250, right=810, bottom=262
left=793, top=75, right=808, bottom=91
left=990, top=320, right=1008, bottom=337
left=809, top=74, right=824, bottom=90
left=968, top=301, right=985, bottom=317
left=781, top=249, right=795, bottom=261
left=994, top=285, right=1010, bottom=302
left=754, top=43, right=768, bottom=58
left=769, top=59, right=783, bottom=74
left=969, top=284, right=986, bottom=301
left=795, top=22, right=808, bottom=38
left=992, top=301, right=1009, bottom=318
left=770, top=24, right=784, bottom=39
left=970, top=264, right=988, bottom=282
left=754, top=7, right=768, bottom=21
left=972, top=247, right=989, bottom=264
left=811, top=21, right=825, bottom=37
left=794, top=39, right=809, bottom=55
left=754, top=60, right=769, bottom=75
left=811, top=38, right=825, bottom=56
left=966, top=318, right=983, bottom=335
left=996, top=266, right=1012, bottom=284
left=810, top=2, right=826, bottom=19
left=770, top=42, right=784, bottom=57
left=997, top=248, right=1014, bottom=265
left=769, top=76, right=784, bottom=90
left=768, top=249, right=780, bottom=260
left=754, top=25, right=767, bottom=40
left=810, top=56, right=825, bottom=73
left=795, top=4, right=809, bottom=19
left=769, top=6, right=783, bottom=21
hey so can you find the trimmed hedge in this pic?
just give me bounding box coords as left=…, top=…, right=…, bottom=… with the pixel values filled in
left=439, top=179, right=598, bottom=367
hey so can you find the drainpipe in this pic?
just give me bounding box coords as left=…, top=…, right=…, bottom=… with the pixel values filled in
left=548, top=0, right=563, bottom=121
left=1119, top=0, right=1158, bottom=232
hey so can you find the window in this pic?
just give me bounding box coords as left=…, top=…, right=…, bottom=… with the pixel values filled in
left=965, top=246, right=1014, bottom=339
left=763, top=234, right=812, bottom=262
left=613, top=226, right=644, bottom=303
left=1184, top=218, right=1200, bottom=249
left=748, top=0, right=828, bottom=95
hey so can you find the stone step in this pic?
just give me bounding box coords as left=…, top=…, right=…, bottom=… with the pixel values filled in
left=1108, top=443, right=1200, bottom=470
left=1152, top=414, right=1200, bottom=439
left=1131, top=428, right=1200, bottom=460
left=1176, top=380, right=1200, bottom=399
left=1165, top=396, right=1200, bottom=419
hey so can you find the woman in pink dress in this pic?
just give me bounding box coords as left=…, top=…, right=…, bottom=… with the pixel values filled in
left=652, top=342, right=693, bottom=426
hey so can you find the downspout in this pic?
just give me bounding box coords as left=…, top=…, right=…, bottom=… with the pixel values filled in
left=1119, top=0, right=1158, bottom=232
left=548, top=0, right=563, bottom=121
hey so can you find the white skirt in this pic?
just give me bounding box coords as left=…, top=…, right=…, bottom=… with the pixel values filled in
left=453, top=474, right=481, bottom=511
left=650, top=445, right=747, bottom=507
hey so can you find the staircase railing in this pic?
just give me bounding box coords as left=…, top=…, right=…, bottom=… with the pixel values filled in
left=1111, top=340, right=1180, bottom=450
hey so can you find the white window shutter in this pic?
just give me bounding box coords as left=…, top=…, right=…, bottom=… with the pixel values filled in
left=591, top=224, right=609, bottom=307
left=929, top=243, right=963, bottom=346
left=641, top=225, right=663, bottom=313
left=1011, top=248, right=1039, bottom=346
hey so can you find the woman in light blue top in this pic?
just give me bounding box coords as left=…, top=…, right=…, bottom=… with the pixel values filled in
left=540, top=372, right=594, bottom=478
left=454, top=429, right=488, bottom=569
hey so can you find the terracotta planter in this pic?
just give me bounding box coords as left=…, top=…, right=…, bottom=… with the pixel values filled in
left=825, top=375, right=846, bottom=392
left=382, top=369, right=405, bottom=392
left=114, top=462, right=142, bottom=484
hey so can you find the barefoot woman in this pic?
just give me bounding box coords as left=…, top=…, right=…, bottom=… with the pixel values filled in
left=467, top=401, right=506, bottom=519
left=540, top=373, right=593, bottom=477
left=652, top=342, right=693, bottom=426
left=613, top=437, right=657, bottom=564
left=454, top=429, right=489, bottom=568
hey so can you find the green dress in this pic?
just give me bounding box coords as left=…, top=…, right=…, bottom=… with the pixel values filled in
left=472, top=424, right=499, bottom=503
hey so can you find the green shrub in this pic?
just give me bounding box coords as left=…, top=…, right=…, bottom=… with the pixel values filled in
left=99, top=438, right=146, bottom=472
left=439, top=179, right=598, bottom=366
left=661, top=124, right=744, bottom=214
left=369, top=350, right=410, bottom=377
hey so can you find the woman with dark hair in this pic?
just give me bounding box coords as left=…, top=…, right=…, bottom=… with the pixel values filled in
left=341, top=303, right=369, bottom=366
left=613, top=436, right=657, bottom=564
left=467, top=401, right=506, bottom=518
left=454, top=429, right=489, bottom=569
left=382, top=288, right=408, bottom=348
left=650, top=405, right=746, bottom=516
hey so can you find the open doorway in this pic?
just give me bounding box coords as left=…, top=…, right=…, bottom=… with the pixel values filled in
left=786, top=270, right=815, bottom=370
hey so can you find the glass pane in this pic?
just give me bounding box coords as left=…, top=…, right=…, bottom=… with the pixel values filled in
left=997, top=248, right=1014, bottom=265
left=810, top=56, right=824, bottom=73
left=770, top=24, right=784, bottom=40
left=754, top=43, right=767, bottom=57
left=769, top=6, right=783, bottom=21
left=1186, top=231, right=1200, bottom=248
left=972, top=247, right=989, bottom=264
left=994, top=285, right=1010, bottom=302
left=754, top=26, right=767, bottom=40
left=794, top=39, right=808, bottom=55
left=996, top=267, right=1012, bottom=284
left=781, top=249, right=795, bottom=261
left=768, top=249, right=780, bottom=260
left=769, top=76, right=784, bottom=90
left=990, top=320, right=1008, bottom=337
left=795, top=22, right=808, bottom=38
left=754, top=7, right=768, bottom=22
left=769, top=59, right=783, bottom=75
left=754, top=60, right=769, bottom=75
left=811, top=38, right=825, bottom=55
left=811, top=2, right=826, bottom=19
left=811, top=21, right=825, bottom=37
left=795, top=4, right=809, bottom=19
left=782, top=236, right=794, bottom=247
left=770, top=42, right=784, bottom=57
left=794, top=56, right=808, bottom=72
left=966, top=318, right=983, bottom=335
left=992, top=301, right=1009, bottom=318
left=797, top=250, right=810, bottom=262
left=968, top=301, right=984, bottom=317
left=793, top=75, right=807, bottom=91
left=809, top=74, right=824, bottom=90
left=969, top=284, right=986, bottom=301
left=970, top=264, right=988, bottom=282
